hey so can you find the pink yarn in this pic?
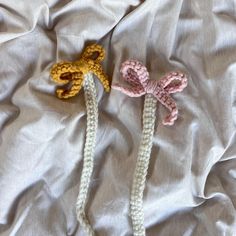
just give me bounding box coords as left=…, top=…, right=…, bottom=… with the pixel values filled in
left=112, top=60, right=188, bottom=125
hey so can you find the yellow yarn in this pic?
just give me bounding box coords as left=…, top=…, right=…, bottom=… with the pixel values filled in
left=50, top=44, right=110, bottom=99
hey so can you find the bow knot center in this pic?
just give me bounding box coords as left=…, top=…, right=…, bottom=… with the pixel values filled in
left=75, top=60, right=90, bottom=74
left=145, top=80, right=161, bottom=94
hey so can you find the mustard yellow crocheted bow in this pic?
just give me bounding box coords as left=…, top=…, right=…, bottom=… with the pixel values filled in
left=50, top=44, right=110, bottom=99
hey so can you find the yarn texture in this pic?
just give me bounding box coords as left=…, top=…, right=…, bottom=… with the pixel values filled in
left=131, top=94, right=157, bottom=236
left=50, top=44, right=110, bottom=236
left=76, top=73, right=97, bottom=236
left=112, top=59, right=188, bottom=236
left=113, top=59, right=187, bottom=125
left=50, top=44, right=110, bottom=99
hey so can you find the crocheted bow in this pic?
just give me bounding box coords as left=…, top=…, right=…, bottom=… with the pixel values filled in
left=112, top=60, right=188, bottom=125
left=50, top=44, right=110, bottom=99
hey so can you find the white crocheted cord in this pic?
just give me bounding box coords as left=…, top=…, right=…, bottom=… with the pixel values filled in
left=76, top=73, right=98, bottom=236
left=130, top=94, right=157, bottom=236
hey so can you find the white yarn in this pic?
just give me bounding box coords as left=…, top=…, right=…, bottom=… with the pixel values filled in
left=76, top=73, right=98, bottom=236
left=130, top=94, right=157, bottom=236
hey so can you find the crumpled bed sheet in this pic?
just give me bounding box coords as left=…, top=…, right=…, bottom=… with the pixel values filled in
left=0, top=0, right=236, bottom=235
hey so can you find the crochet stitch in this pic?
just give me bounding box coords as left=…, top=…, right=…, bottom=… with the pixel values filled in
left=112, top=59, right=187, bottom=236
left=113, top=60, right=187, bottom=125
left=50, top=44, right=110, bottom=236
left=50, top=44, right=110, bottom=99
left=76, top=73, right=98, bottom=236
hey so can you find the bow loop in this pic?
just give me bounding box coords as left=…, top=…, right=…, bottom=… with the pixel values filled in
left=112, top=60, right=149, bottom=97
left=81, top=44, right=105, bottom=63
left=120, top=60, right=149, bottom=87
left=158, top=71, right=188, bottom=93
left=50, top=62, right=79, bottom=84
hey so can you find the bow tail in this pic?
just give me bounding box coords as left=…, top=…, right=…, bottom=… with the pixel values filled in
left=90, top=63, right=110, bottom=92
left=154, top=91, right=178, bottom=125
left=112, top=84, right=145, bottom=97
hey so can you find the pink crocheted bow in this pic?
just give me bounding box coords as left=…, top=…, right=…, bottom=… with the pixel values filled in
left=112, top=60, right=188, bottom=125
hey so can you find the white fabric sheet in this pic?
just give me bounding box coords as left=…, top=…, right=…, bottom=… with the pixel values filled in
left=0, top=0, right=236, bottom=235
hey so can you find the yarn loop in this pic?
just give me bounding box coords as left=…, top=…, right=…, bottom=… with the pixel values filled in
left=113, top=59, right=188, bottom=125
left=50, top=44, right=110, bottom=99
